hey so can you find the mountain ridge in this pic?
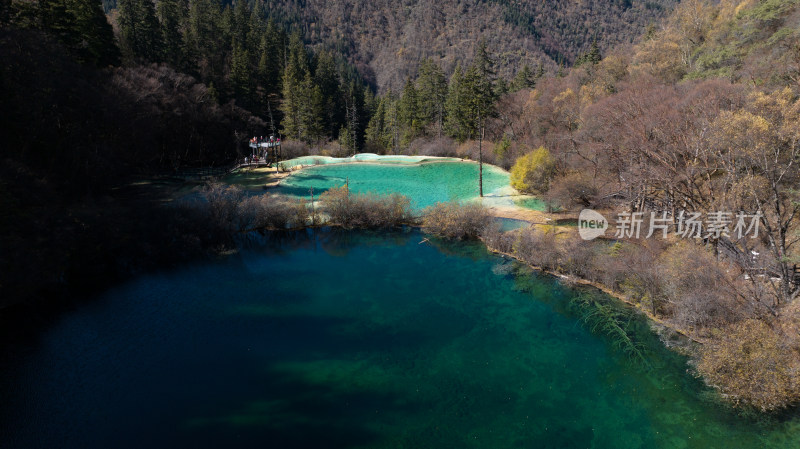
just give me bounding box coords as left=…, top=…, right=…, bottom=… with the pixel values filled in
left=263, top=0, right=679, bottom=91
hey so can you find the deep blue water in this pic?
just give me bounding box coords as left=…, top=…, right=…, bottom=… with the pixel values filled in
left=2, top=229, right=799, bottom=448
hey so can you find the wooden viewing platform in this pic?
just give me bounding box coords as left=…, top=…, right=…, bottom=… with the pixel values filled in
left=160, top=136, right=284, bottom=180
left=247, top=136, right=283, bottom=165
left=233, top=159, right=274, bottom=170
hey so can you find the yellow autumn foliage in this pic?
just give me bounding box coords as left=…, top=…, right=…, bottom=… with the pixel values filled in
left=510, top=146, right=556, bottom=194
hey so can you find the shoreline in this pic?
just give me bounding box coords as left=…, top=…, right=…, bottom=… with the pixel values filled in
left=193, top=160, right=704, bottom=349
left=237, top=157, right=552, bottom=215
left=480, top=240, right=705, bottom=345
left=231, top=160, right=704, bottom=347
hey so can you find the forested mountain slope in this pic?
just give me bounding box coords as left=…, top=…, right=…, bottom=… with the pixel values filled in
left=102, top=0, right=679, bottom=92
left=260, top=0, right=679, bottom=91
left=632, top=0, right=800, bottom=85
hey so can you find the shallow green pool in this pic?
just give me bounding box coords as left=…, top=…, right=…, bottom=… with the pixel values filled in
left=2, top=229, right=799, bottom=448
left=496, top=217, right=531, bottom=232
left=223, top=155, right=550, bottom=212
left=513, top=197, right=550, bottom=212
left=275, top=161, right=510, bottom=209
left=281, top=153, right=462, bottom=167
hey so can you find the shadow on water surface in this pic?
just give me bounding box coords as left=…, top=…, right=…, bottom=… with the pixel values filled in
left=5, top=227, right=800, bottom=448
left=177, top=319, right=438, bottom=449
left=273, top=183, right=336, bottom=197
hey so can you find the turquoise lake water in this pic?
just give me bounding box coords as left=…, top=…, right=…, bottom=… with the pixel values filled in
left=514, top=197, right=550, bottom=212
left=224, top=155, right=551, bottom=211
left=274, top=162, right=510, bottom=209
left=2, top=229, right=799, bottom=448
left=496, top=217, right=531, bottom=232
left=280, top=153, right=462, bottom=168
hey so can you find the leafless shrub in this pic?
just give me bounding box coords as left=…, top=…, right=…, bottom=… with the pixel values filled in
left=547, top=172, right=600, bottom=209
left=450, top=140, right=500, bottom=166
left=413, top=137, right=459, bottom=157
left=421, top=202, right=493, bottom=239
left=321, top=140, right=352, bottom=158
left=593, top=242, right=630, bottom=292
left=697, top=319, right=800, bottom=412
left=512, top=226, right=562, bottom=271
left=561, top=238, right=600, bottom=279
left=292, top=198, right=311, bottom=227
left=236, top=195, right=308, bottom=230
left=320, top=186, right=414, bottom=228
left=612, top=240, right=667, bottom=315
left=202, top=183, right=244, bottom=231
left=657, top=241, right=745, bottom=330
left=481, top=224, right=517, bottom=253
left=281, top=140, right=313, bottom=159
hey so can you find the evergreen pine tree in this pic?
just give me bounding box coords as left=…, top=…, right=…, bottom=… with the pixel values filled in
left=280, top=30, right=311, bottom=140
left=444, top=64, right=469, bottom=141
left=247, top=0, right=267, bottom=52
left=38, top=0, right=77, bottom=48
left=511, top=63, right=535, bottom=91
left=187, top=0, right=223, bottom=81
left=231, top=0, right=249, bottom=47
left=256, top=20, right=284, bottom=99
left=383, top=91, right=400, bottom=153
left=536, top=62, right=545, bottom=79
left=118, top=0, right=162, bottom=62
left=398, top=76, right=421, bottom=142
left=230, top=43, right=251, bottom=100
left=416, top=58, right=447, bottom=137
left=575, top=39, right=602, bottom=67
left=342, top=78, right=365, bottom=151
left=469, top=39, right=497, bottom=128
left=314, top=50, right=344, bottom=137
left=465, top=40, right=497, bottom=197
left=157, top=0, right=186, bottom=68
left=280, top=56, right=303, bottom=139
left=365, top=97, right=389, bottom=152
left=66, top=0, right=120, bottom=66
left=298, top=72, right=324, bottom=143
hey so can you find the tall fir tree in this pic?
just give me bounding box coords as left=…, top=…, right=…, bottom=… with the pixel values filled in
left=247, top=0, right=267, bottom=52
left=365, top=96, right=390, bottom=152
left=67, top=0, right=119, bottom=66
left=511, top=63, right=535, bottom=91
left=280, top=53, right=303, bottom=140
left=187, top=0, right=223, bottom=82
left=342, top=78, right=365, bottom=152
left=314, top=50, right=344, bottom=138
left=230, top=43, right=251, bottom=101
left=444, top=64, right=470, bottom=141
left=156, top=0, right=186, bottom=68
left=298, top=72, right=324, bottom=143
left=398, top=76, right=422, bottom=143
left=466, top=39, right=497, bottom=134
left=280, top=34, right=327, bottom=144
left=416, top=58, right=447, bottom=137
left=231, top=0, right=249, bottom=47
left=256, top=20, right=285, bottom=100
left=38, top=0, right=77, bottom=48
left=575, top=39, right=602, bottom=67
left=118, top=0, right=162, bottom=62
left=464, top=40, right=497, bottom=196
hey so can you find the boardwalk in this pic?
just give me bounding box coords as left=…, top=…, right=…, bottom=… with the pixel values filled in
left=247, top=137, right=283, bottom=166
left=232, top=160, right=274, bottom=171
